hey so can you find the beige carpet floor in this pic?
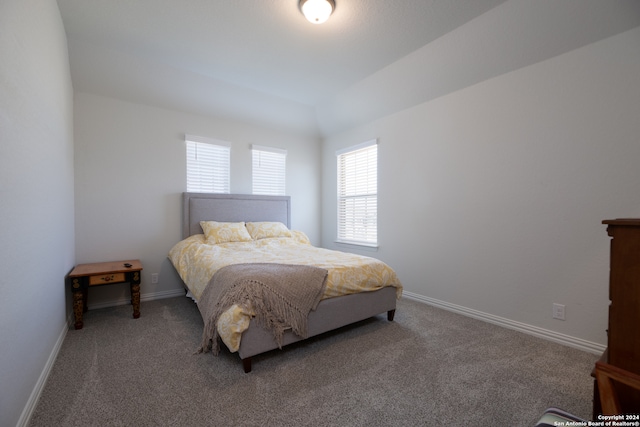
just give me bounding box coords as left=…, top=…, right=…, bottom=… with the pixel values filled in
left=29, top=296, right=598, bottom=426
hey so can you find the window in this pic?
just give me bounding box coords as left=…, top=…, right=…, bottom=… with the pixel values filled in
left=185, top=134, right=230, bottom=193
left=336, top=140, right=377, bottom=246
left=252, top=145, right=287, bottom=195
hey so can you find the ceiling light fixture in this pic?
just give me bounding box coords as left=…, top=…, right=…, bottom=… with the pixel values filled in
left=299, top=0, right=335, bottom=25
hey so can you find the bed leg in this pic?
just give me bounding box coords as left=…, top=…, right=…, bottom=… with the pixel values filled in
left=387, top=309, right=396, bottom=321
left=242, top=357, right=252, bottom=373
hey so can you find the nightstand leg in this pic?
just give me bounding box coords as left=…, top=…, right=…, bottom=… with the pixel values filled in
left=131, top=283, right=140, bottom=319
left=73, top=290, right=84, bottom=329
left=82, top=288, right=88, bottom=313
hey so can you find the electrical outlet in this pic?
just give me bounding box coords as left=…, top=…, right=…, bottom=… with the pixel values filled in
left=151, top=273, right=159, bottom=284
left=552, top=303, right=565, bottom=320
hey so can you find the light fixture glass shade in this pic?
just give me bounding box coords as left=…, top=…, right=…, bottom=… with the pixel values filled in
left=300, top=0, right=334, bottom=24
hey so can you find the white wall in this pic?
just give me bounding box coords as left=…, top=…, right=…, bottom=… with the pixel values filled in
left=322, top=27, right=640, bottom=348
left=74, top=93, right=321, bottom=307
left=0, top=1, right=75, bottom=426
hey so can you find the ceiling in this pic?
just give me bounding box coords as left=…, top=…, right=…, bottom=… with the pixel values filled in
left=56, top=0, right=640, bottom=137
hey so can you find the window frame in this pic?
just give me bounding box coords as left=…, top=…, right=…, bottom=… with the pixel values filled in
left=185, top=134, right=231, bottom=194
left=336, top=139, right=378, bottom=248
left=252, top=144, right=287, bottom=196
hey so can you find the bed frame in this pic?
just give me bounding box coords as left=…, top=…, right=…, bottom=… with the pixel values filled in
left=182, top=192, right=397, bottom=372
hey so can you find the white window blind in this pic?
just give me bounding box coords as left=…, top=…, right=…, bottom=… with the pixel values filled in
left=252, top=145, right=287, bottom=196
left=185, top=135, right=230, bottom=193
left=337, top=140, right=377, bottom=246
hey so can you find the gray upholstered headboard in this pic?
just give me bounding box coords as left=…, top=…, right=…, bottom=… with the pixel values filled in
left=182, top=193, right=291, bottom=239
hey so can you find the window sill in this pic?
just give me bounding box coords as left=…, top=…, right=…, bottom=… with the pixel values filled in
left=334, top=240, right=379, bottom=252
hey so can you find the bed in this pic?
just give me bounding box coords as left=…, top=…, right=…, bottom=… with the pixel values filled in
left=169, top=192, right=402, bottom=372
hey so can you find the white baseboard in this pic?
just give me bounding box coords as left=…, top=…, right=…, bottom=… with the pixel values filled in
left=87, top=288, right=186, bottom=310
left=402, top=291, right=606, bottom=355
left=20, top=289, right=186, bottom=427
left=17, top=314, right=70, bottom=427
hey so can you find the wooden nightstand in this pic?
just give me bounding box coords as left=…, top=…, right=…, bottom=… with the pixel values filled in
left=68, top=260, right=143, bottom=329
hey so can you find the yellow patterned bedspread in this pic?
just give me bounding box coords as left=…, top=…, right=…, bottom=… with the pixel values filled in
left=168, top=231, right=402, bottom=352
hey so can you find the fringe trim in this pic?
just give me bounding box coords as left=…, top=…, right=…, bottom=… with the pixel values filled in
left=198, top=276, right=323, bottom=355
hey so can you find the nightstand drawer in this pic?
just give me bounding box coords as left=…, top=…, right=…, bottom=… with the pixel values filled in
left=89, top=272, right=125, bottom=285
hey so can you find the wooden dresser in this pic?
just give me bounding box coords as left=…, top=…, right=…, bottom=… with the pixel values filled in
left=596, top=219, right=640, bottom=414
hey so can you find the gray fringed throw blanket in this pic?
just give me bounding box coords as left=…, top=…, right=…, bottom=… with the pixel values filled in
left=197, top=263, right=328, bottom=354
